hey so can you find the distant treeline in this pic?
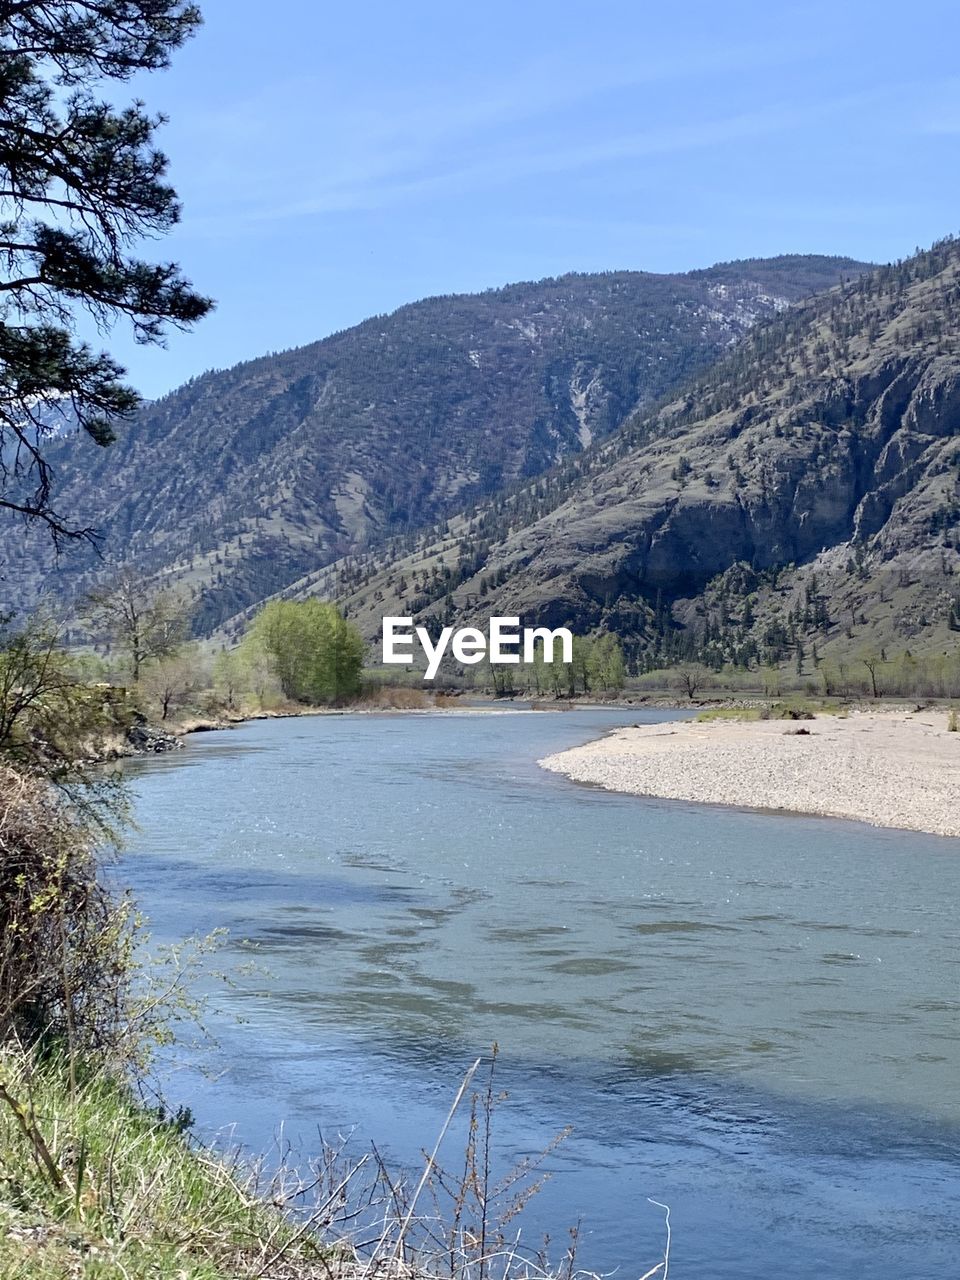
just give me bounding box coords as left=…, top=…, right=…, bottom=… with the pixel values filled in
left=632, top=649, right=960, bottom=701
left=475, top=633, right=626, bottom=696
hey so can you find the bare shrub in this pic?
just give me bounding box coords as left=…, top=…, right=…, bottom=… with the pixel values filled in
left=0, top=766, right=133, bottom=1057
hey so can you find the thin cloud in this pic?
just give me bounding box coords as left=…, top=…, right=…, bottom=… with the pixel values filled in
left=176, top=37, right=824, bottom=235
left=180, top=88, right=884, bottom=236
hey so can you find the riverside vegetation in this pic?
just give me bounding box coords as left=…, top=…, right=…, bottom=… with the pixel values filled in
left=0, top=5, right=417, bottom=1272
left=0, top=5, right=956, bottom=1275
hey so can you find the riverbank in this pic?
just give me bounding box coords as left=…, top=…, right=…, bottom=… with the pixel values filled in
left=115, top=699, right=559, bottom=758
left=540, top=708, right=960, bottom=838
left=1, top=1042, right=633, bottom=1280
left=0, top=1047, right=345, bottom=1279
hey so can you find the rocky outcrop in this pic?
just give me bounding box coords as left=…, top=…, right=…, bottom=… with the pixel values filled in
left=126, top=720, right=183, bottom=754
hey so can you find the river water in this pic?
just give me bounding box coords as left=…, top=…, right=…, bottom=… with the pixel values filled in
left=122, top=708, right=960, bottom=1277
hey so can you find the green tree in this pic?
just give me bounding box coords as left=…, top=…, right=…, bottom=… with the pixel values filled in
left=243, top=600, right=364, bottom=705
left=571, top=636, right=592, bottom=695
left=212, top=648, right=249, bottom=712
left=0, top=1, right=211, bottom=540
left=548, top=648, right=565, bottom=697
left=525, top=639, right=548, bottom=696
left=589, top=634, right=626, bottom=691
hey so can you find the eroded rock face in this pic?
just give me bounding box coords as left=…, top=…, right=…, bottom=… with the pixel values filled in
left=903, top=360, right=960, bottom=438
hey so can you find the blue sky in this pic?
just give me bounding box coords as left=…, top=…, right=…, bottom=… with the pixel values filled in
left=111, top=0, right=960, bottom=397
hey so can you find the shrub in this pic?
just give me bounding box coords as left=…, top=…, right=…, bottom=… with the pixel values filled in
left=0, top=615, right=134, bottom=777
left=0, top=766, right=134, bottom=1057
left=696, top=707, right=763, bottom=722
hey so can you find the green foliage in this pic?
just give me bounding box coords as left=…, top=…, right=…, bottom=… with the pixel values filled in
left=696, top=706, right=764, bottom=722
left=0, top=763, right=135, bottom=1057
left=242, top=600, right=364, bottom=705
left=470, top=632, right=625, bottom=697
left=0, top=1, right=211, bottom=541
left=819, top=650, right=960, bottom=700
left=696, top=699, right=830, bottom=723
left=0, top=1045, right=329, bottom=1279
left=211, top=648, right=249, bottom=711
left=0, top=610, right=145, bottom=1063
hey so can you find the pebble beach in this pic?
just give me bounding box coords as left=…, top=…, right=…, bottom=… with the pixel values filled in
left=540, top=709, right=960, bottom=838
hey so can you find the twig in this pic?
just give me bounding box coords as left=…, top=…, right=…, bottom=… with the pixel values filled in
left=257, top=1152, right=371, bottom=1276
left=0, top=1077, right=68, bottom=1192
left=385, top=1057, right=481, bottom=1271
left=643, top=1200, right=671, bottom=1280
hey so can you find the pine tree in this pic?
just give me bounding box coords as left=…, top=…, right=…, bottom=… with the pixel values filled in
left=0, top=1, right=211, bottom=540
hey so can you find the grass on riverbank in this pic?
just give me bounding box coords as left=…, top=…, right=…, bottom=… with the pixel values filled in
left=1, top=1047, right=667, bottom=1280
left=695, top=698, right=847, bottom=723
left=0, top=1048, right=338, bottom=1280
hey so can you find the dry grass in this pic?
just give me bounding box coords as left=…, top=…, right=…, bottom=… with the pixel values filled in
left=0, top=1048, right=671, bottom=1280
left=358, top=686, right=431, bottom=710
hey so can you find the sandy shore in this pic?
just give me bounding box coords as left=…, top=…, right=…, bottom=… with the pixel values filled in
left=540, top=709, right=960, bottom=838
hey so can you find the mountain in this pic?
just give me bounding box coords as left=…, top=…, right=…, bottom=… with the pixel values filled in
left=326, top=237, right=960, bottom=669
left=0, top=255, right=869, bottom=631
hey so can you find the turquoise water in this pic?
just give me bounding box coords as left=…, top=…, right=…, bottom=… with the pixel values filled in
left=122, top=709, right=960, bottom=1276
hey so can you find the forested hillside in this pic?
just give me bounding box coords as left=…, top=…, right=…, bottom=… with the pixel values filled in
left=0, top=256, right=866, bottom=632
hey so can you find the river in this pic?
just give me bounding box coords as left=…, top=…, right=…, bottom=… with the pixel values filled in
left=122, top=708, right=960, bottom=1277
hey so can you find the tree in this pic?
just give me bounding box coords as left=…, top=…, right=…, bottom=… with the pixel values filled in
left=140, top=647, right=200, bottom=720
left=243, top=600, right=364, bottom=705
left=571, top=636, right=592, bottom=694
left=524, top=639, right=548, bottom=696
left=674, top=663, right=709, bottom=701
left=0, top=610, right=131, bottom=794
left=0, top=1, right=211, bottom=540
left=548, top=648, right=565, bottom=697
left=212, top=648, right=249, bottom=712
left=85, top=570, right=187, bottom=682
left=589, top=634, right=626, bottom=691
left=0, top=761, right=133, bottom=1050
left=861, top=650, right=883, bottom=699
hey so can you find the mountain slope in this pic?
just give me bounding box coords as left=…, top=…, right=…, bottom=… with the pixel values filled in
left=0, top=255, right=868, bottom=630
left=330, top=237, right=960, bottom=668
